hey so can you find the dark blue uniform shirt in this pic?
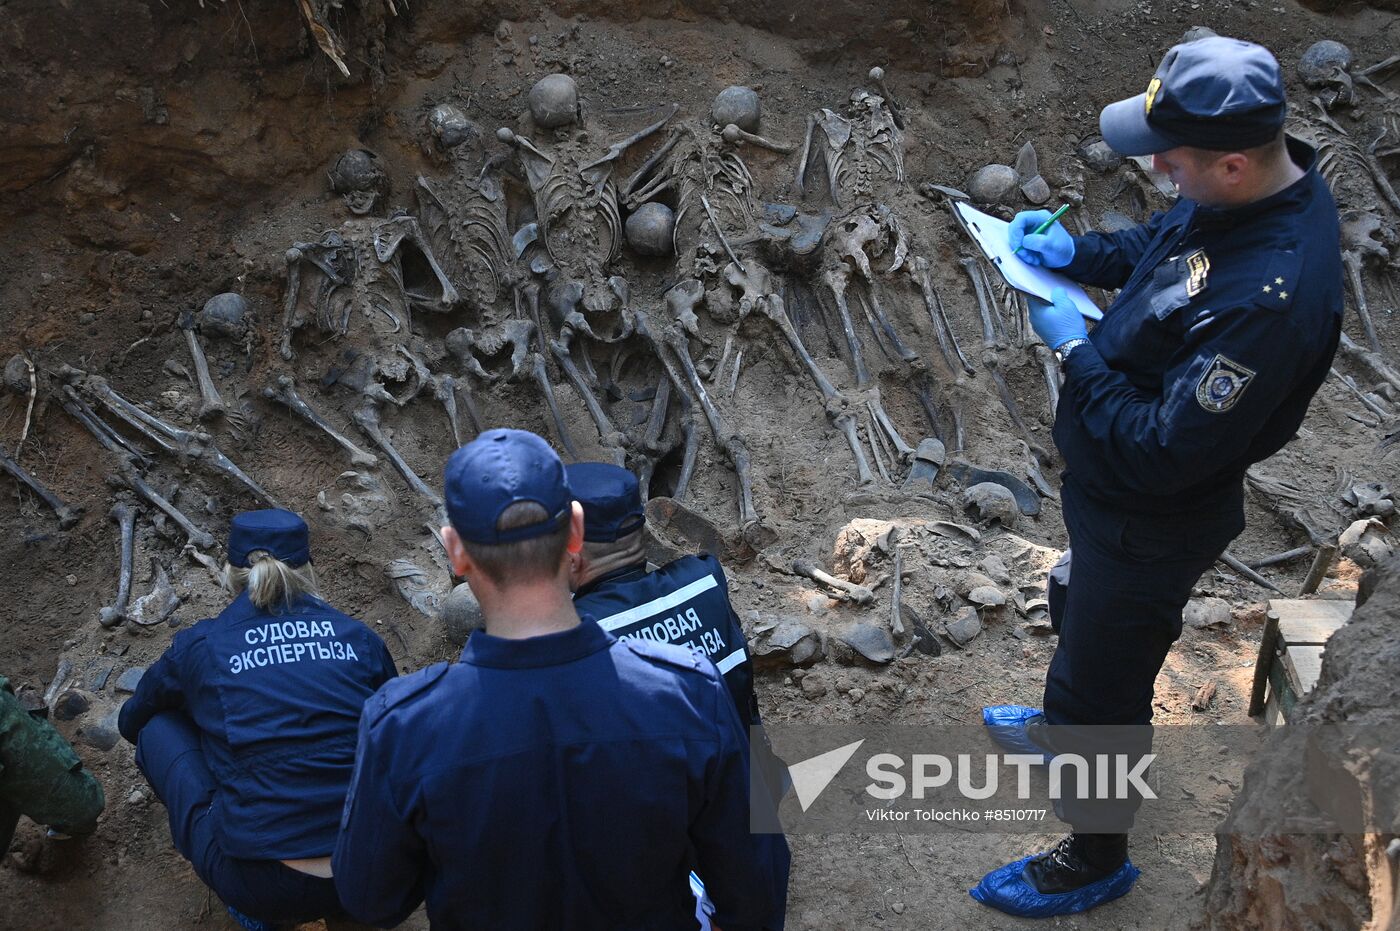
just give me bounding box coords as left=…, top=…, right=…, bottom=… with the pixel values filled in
left=331, top=620, right=789, bottom=931
left=1056, top=136, right=1343, bottom=514
left=118, top=591, right=396, bottom=859
left=573, top=554, right=758, bottom=726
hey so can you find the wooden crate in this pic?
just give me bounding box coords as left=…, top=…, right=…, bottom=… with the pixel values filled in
left=1249, top=598, right=1353, bottom=724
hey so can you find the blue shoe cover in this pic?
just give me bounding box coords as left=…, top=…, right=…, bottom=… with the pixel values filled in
left=225, top=906, right=278, bottom=931
left=982, top=704, right=1054, bottom=764
left=969, top=855, right=1139, bottom=917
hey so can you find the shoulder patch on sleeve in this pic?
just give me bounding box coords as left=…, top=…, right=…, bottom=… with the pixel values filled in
left=1195, top=354, right=1256, bottom=413
left=366, top=661, right=450, bottom=724
left=1253, top=250, right=1299, bottom=311
left=622, top=637, right=708, bottom=675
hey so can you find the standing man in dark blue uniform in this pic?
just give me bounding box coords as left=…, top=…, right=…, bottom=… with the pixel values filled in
left=119, top=509, right=397, bottom=929
left=974, top=37, right=1343, bottom=917
left=332, top=429, right=789, bottom=930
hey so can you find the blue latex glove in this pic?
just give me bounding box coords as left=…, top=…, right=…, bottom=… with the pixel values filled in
left=1028, top=287, right=1088, bottom=350
left=1008, top=210, right=1075, bottom=268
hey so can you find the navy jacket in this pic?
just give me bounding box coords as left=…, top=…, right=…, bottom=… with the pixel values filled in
left=1056, top=137, right=1343, bottom=515
left=118, top=591, right=396, bottom=859
left=573, top=554, right=758, bottom=726
left=332, top=620, right=789, bottom=931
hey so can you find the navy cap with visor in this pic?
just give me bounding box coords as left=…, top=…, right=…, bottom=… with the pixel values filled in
left=228, top=509, right=312, bottom=568
left=1100, top=36, right=1287, bottom=156
left=565, top=462, right=645, bottom=543
left=444, top=428, right=573, bottom=545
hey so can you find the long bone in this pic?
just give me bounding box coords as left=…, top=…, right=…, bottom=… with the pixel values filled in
left=69, top=370, right=277, bottom=506
left=1338, top=331, right=1400, bottom=394
left=720, top=123, right=797, bottom=154
left=1332, top=367, right=1392, bottom=419
left=984, top=351, right=1051, bottom=465
left=1342, top=249, right=1383, bottom=353
left=835, top=411, right=875, bottom=485
left=865, top=418, right=893, bottom=483
left=867, top=67, right=905, bottom=130
left=179, top=312, right=226, bottom=421
left=60, top=385, right=150, bottom=467
left=673, top=414, right=700, bottom=502
left=100, top=502, right=137, bottom=628
left=434, top=375, right=466, bottom=448
left=960, top=255, right=1003, bottom=350
left=822, top=263, right=872, bottom=387
left=529, top=352, right=581, bottom=462
left=909, top=257, right=974, bottom=375
left=352, top=403, right=444, bottom=509
left=791, top=557, right=875, bottom=605
left=1036, top=344, right=1062, bottom=415
left=867, top=389, right=915, bottom=461
left=0, top=442, right=80, bottom=529
left=115, top=466, right=214, bottom=549
left=263, top=375, right=378, bottom=468
left=550, top=329, right=626, bottom=460
left=634, top=377, right=672, bottom=501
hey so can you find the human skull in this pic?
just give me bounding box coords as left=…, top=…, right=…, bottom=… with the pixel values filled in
left=428, top=104, right=477, bottom=149
left=440, top=582, right=485, bottom=644
left=1298, top=40, right=1354, bottom=108
left=967, top=164, right=1020, bottom=205
left=3, top=355, right=29, bottom=395
left=529, top=74, right=580, bottom=129
left=327, top=149, right=389, bottom=215
left=625, top=202, right=676, bottom=256
left=962, top=482, right=1019, bottom=528
left=197, top=293, right=250, bottom=341
left=711, top=86, right=761, bottom=133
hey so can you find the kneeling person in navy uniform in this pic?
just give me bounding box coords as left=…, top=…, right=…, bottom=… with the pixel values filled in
left=119, top=509, right=397, bottom=929
left=567, top=462, right=757, bottom=725
left=567, top=462, right=790, bottom=927
left=333, top=429, right=788, bottom=930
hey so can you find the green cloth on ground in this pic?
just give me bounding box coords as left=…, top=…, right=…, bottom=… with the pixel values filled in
left=0, top=675, right=105, bottom=840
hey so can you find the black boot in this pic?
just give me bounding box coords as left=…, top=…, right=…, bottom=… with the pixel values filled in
left=1022, top=833, right=1128, bottom=894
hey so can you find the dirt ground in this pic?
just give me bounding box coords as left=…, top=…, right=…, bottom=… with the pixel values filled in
left=2, top=0, right=1399, bottom=927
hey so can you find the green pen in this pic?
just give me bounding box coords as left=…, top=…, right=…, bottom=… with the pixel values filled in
left=1014, top=203, right=1071, bottom=257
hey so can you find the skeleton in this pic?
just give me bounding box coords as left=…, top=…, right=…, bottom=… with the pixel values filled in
left=621, top=115, right=768, bottom=281
left=280, top=212, right=459, bottom=361
left=0, top=441, right=80, bottom=529
left=496, top=99, right=677, bottom=307
left=99, top=502, right=138, bottom=628
left=263, top=375, right=379, bottom=468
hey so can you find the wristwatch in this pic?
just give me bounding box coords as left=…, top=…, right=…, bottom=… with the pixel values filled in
left=1056, top=338, right=1090, bottom=364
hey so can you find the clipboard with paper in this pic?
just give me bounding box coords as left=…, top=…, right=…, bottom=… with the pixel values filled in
left=952, top=202, right=1103, bottom=321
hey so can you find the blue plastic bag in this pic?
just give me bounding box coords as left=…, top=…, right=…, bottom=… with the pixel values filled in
left=982, top=704, right=1054, bottom=764
left=969, top=854, right=1139, bottom=917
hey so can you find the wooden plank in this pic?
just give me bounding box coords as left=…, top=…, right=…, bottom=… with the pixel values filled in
left=1248, top=610, right=1281, bottom=718
left=1270, top=598, right=1353, bottom=645
left=1283, top=645, right=1326, bottom=695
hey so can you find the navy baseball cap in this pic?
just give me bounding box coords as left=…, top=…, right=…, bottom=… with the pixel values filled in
left=566, top=462, right=645, bottom=543
left=444, top=428, right=572, bottom=545
left=229, top=509, right=311, bottom=568
left=1100, top=37, right=1287, bottom=155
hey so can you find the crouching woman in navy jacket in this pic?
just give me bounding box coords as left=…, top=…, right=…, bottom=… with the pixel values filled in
left=119, top=509, right=396, bottom=928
